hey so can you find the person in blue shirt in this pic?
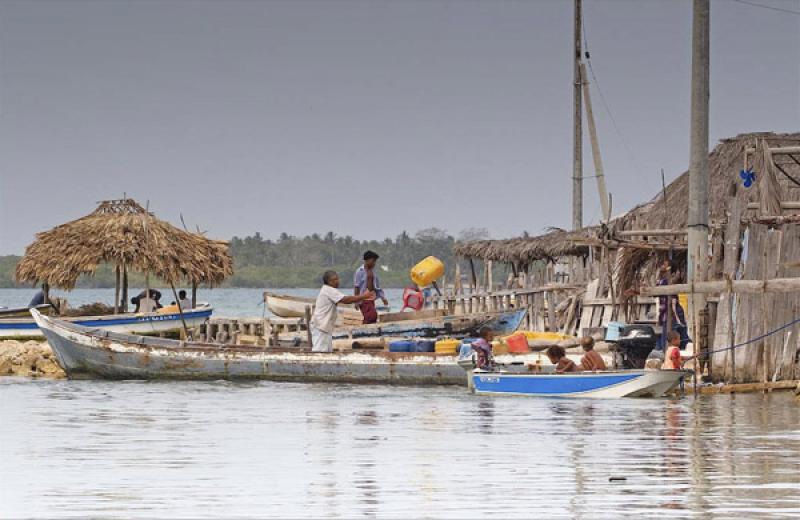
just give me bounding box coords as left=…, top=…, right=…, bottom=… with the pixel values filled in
left=354, top=251, right=389, bottom=324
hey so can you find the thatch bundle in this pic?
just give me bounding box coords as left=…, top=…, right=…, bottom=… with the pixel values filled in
left=15, top=199, right=233, bottom=289
left=454, top=227, right=595, bottom=267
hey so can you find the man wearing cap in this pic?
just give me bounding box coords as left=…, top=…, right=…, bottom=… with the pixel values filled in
left=354, top=250, right=389, bottom=324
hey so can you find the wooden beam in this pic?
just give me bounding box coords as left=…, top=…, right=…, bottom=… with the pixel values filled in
left=615, top=229, right=688, bottom=237
left=746, top=201, right=800, bottom=210
left=580, top=62, right=610, bottom=222
left=642, top=277, right=800, bottom=296
left=745, top=146, right=800, bottom=155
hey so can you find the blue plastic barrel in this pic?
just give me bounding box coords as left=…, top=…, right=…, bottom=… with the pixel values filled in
left=389, top=340, right=414, bottom=353
left=413, top=340, right=435, bottom=353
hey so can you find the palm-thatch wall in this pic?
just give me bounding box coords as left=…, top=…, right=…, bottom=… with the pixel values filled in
left=15, top=199, right=233, bottom=290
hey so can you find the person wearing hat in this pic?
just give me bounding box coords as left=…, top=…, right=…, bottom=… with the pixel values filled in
left=354, top=250, right=389, bottom=324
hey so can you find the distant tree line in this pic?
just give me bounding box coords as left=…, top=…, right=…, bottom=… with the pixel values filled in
left=0, top=227, right=493, bottom=289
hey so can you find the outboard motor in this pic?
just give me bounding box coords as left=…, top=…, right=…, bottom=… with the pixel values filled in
left=614, top=324, right=658, bottom=369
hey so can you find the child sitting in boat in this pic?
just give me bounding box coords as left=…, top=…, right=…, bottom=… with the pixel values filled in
left=578, top=336, right=607, bottom=371
left=546, top=345, right=578, bottom=373
left=471, top=327, right=495, bottom=370
left=661, top=331, right=683, bottom=370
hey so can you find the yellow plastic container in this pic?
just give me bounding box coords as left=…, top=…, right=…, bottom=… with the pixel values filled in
left=435, top=338, right=461, bottom=354
left=520, top=330, right=570, bottom=342
left=491, top=340, right=509, bottom=355
left=410, top=256, right=445, bottom=287
left=678, top=293, right=689, bottom=311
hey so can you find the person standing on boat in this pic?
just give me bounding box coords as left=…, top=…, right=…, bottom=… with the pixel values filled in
left=354, top=251, right=389, bottom=324
left=311, top=270, right=375, bottom=353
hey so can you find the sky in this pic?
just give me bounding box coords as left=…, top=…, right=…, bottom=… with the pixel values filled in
left=0, top=0, right=798, bottom=254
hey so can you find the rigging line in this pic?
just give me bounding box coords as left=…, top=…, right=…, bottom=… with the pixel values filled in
left=729, top=0, right=800, bottom=16
left=580, top=17, right=643, bottom=176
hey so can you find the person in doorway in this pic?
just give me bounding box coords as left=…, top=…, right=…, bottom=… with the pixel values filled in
left=354, top=251, right=389, bottom=324
left=311, top=270, right=375, bottom=353
left=177, top=290, right=192, bottom=310
left=655, top=260, right=691, bottom=350
left=546, top=345, right=578, bottom=373
left=578, top=336, right=606, bottom=371
left=661, top=331, right=683, bottom=370
left=471, top=327, right=495, bottom=371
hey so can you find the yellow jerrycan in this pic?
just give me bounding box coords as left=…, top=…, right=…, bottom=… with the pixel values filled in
left=410, top=256, right=445, bottom=287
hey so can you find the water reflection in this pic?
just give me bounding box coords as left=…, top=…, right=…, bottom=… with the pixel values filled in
left=1, top=379, right=799, bottom=518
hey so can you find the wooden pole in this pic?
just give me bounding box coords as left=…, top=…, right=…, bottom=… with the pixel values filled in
left=42, top=283, right=50, bottom=306
left=191, top=281, right=198, bottom=308
left=572, top=0, right=583, bottom=230
left=169, top=281, right=191, bottom=341
left=468, top=258, right=478, bottom=293
left=727, top=276, right=736, bottom=383
left=579, top=62, right=610, bottom=222
left=114, top=265, right=121, bottom=314
left=305, top=306, right=313, bottom=349
left=121, top=263, right=129, bottom=312
left=687, top=0, right=710, bottom=392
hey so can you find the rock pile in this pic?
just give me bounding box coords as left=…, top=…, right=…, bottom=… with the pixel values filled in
left=0, top=341, right=65, bottom=378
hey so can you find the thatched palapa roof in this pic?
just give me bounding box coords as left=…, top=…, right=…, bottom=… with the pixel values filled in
left=454, top=227, right=595, bottom=266
left=15, top=199, right=233, bottom=289
left=618, top=132, right=800, bottom=230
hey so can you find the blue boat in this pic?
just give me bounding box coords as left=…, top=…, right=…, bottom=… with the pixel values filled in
left=470, top=368, right=687, bottom=398
left=0, top=304, right=213, bottom=339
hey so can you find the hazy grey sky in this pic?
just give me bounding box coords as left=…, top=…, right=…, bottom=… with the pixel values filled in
left=1, top=0, right=798, bottom=254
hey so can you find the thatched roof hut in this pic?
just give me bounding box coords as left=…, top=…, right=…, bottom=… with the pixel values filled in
left=614, top=131, right=800, bottom=293
left=454, top=227, right=596, bottom=268
left=15, top=199, right=233, bottom=292
left=618, top=132, right=800, bottom=230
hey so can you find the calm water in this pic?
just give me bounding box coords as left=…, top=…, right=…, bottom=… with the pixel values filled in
left=1, top=379, right=799, bottom=519
left=0, top=287, right=407, bottom=318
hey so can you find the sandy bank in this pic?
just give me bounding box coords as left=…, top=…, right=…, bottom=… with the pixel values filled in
left=0, top=340, right=65, bottom=378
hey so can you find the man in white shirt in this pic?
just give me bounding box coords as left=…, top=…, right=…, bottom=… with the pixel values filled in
left=177, top=290, right=192, bottom=310
left=310, top=270, right=374, bottom=353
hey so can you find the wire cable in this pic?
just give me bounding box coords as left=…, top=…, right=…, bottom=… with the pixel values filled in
left=729, top=0, right=800, bottom=16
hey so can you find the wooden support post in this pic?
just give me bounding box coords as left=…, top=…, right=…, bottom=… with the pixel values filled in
left=121, top=264, right=129, bottom=313
left=191, top=281, right=198, bottom=308
left=114, top=265, right=121, bottom=314
left=304, top=306, right=313, bottom=349
left=487, top=261, right=494, bottom=292
left=469, top=258, right=478, bottom=292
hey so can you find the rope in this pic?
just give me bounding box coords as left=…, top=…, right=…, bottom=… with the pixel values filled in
left=695, top=315, right=800, bottom=358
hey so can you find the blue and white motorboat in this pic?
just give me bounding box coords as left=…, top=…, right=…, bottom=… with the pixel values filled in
left=0, top=304, right=213, bottom=339
left=469, top=368, right=687, bottom=399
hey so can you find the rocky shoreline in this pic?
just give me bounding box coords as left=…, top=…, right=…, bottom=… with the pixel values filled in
left=0, top=340, right=65, bottom=378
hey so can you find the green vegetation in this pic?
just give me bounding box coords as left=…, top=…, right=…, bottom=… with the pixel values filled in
left=0, top=228, right=493, bottom=288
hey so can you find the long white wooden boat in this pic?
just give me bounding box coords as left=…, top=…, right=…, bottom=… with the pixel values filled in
left=31, top=309, right=467, bottom=384
left=0, top=304, right=213, bottom=339
left=264, top=291, right=389, bottom=320
left=469, top=368, right=687, bottom=399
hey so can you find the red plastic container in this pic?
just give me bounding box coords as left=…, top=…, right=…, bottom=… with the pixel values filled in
left=505, top=333, right=529, bottom=353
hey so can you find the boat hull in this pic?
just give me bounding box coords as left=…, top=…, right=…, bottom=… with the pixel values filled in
left=471, top=369, right=686, bottom=398
left=0, top=306, right=213, bottom=339
left=32, top=310, right=466, bottom=384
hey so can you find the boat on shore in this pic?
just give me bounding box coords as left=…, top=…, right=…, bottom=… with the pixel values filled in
left=264, top=291, right=389, bottom=321
left=2, top=304, right=213, bottom=340
left=267, top=308, right=527, bottom=346
left=469, top=368, right=687, bottom=398
left=31, top=309, right=466, bottom=384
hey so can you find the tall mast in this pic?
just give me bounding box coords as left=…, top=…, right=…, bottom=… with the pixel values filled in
left=572, top=0, right=583, bottom=230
